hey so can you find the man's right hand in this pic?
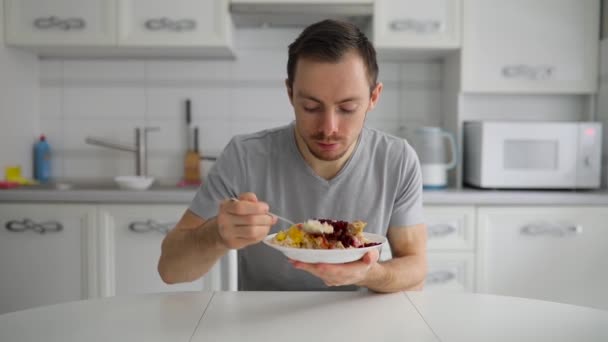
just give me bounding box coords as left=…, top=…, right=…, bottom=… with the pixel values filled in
left=215, top=192, right=277, bottom=250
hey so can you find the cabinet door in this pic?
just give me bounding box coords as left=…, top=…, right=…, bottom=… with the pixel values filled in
left=0, top=204, right=97, bottom=314
left=98, top=205, right=226, bottom=297
left=462, top=0, right=599, bottom=93
left=118, top=0, right=232, bottom=47
left=425, top=205, right=475, bottom=251
left=426, top=252, right=475, bottom=292
left=477, top=206, right=608, bottom=310
left=4, top=0, right=116, bottom=46
left=374, top=0, right=460, bottom=48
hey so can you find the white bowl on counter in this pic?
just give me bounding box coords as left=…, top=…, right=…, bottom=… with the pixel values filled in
left=114, top=176, right=155, bottom=190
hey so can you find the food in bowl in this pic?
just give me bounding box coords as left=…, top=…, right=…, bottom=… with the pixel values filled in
left=271, top=219, right=381, bottom=249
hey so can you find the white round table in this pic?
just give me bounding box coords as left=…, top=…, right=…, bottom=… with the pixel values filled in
left=1, top=291, right=607, bottom=342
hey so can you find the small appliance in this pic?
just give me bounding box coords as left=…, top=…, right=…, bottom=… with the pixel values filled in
left=407, top=126, right=458, bottom=189
left=463, top=121, right=602, bottom=189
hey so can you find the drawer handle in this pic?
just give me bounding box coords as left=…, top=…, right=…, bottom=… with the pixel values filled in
left=426, top=270, right=455, bottom=285
left=5, top=219, right=63, bottom=234
left=501, top=64, right=555, bottom=80
left=33, top=16, right=86, bottom=30
left=129, top=220, right=174, bottom=234
left=520, top=223, right=583, bottom=237
left=389, top=19, right=441, bottom=33
left=427, top=223, right=456, bottom=238
left=144, top=18, right=197, bottom=32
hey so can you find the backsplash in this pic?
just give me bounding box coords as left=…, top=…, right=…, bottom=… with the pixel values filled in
left=39, top=28, right=442, bottom=184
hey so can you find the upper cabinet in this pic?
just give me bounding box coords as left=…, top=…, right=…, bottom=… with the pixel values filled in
left=461, top=0, right=600, bottom=94
left=4, top=0, right=235, bottom=58
left=4, top=0, right=116, bottom=46
left=373, top=0, right=461, bottom=50
left=118, top=0, right=233, bottom=53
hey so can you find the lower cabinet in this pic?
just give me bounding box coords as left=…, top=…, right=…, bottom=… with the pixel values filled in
left=3, top=202, right=606, bottom=313
left=426, top=252, right=475, bottom=293
left=98, top=205, right=225, bottom=297
left=477, top=206, right=608, bottom=311
left=424, top=205, right=476, bottom=293
left=0, top=204, right=97, bottom=315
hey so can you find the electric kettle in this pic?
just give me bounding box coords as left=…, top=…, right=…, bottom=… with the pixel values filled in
left=406, top=126, right=458, bottom=189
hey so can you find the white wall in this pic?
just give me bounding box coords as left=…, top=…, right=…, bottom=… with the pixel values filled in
left=37, top=28, right=443, bottom=184
left=0, top=2, right=40, bottom=180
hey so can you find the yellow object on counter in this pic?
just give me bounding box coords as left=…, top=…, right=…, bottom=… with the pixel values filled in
left=5, top=166, right=38, bottom=185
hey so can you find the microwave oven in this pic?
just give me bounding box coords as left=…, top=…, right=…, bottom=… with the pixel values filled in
left=463, top=121, right=602, bottom=189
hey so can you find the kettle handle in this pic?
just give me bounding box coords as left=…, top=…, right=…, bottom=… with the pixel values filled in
left=441, top=131, right=458, bottom=170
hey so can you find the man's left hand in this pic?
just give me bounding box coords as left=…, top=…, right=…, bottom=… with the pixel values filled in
left=289, top=249, right=380, bottom=287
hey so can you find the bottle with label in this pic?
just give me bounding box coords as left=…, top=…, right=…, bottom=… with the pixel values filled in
left=33, top=134, right=51, bottom=183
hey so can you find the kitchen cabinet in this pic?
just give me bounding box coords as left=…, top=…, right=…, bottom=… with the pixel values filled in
left=4, top=0, right=116, bottom=46
left=461, top=0, right=600, bottom=94
left=0, top=204, right=97, bottom=315
left=98, top=205, right=225, bottom=297
left=426, top=252, right=474, bottom=292
left=117, top=0, right=233, bottom=54
left=3, top=0, right=234, bottom=57
left=476, top=206, right=608, bottom=311
left=373, top=0, right=461, bottom=50
left=424, top=205, right=476, bottom=292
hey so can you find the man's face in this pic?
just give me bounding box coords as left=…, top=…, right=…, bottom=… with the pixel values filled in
left=287, top=51, right=382, bottom=161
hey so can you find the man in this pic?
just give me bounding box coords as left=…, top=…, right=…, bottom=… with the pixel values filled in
left=158, top=19, right=427, bottom=292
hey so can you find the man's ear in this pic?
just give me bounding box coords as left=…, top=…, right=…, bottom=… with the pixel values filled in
left=368, top=82, right=383, bottom=111
left=285, top=79, right=294, bottom=106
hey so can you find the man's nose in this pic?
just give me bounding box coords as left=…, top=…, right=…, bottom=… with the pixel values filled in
left=319, top=111, right=338, bottom=136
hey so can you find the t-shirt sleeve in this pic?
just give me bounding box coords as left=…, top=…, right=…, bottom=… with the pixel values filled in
left=389, top=141, right=425, bottom=228
left=189, top=137, right=244, bottom=219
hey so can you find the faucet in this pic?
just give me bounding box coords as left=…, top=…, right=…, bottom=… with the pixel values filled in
left=85, top=127, right=159, bottom=177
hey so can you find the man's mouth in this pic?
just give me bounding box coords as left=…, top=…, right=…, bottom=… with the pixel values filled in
left=316, top=141, right=339, bottom=151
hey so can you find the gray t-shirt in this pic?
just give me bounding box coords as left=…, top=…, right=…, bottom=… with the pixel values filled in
left=189, top=122, right=424, bottom=291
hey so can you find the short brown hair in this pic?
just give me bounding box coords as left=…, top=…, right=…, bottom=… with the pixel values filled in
left=286, top=19, right=378, bottom=92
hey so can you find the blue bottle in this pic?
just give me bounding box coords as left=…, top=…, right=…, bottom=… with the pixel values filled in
left=34, top=135, right=51, bottom=183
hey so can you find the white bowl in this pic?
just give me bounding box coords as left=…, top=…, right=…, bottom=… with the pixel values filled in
left=263, top=232, right=387, bottom=264
left=114, top=176, right=155, bottom=190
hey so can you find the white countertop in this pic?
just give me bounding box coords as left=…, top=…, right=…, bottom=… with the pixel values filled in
left=1, top=291, right=607, bottom=342
left=1, top=184, right=607, bottom=205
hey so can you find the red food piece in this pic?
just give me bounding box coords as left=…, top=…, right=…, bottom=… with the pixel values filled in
left=313, top=219, right=374, bottom=248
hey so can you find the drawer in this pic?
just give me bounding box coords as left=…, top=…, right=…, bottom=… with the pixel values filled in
left=424, top=206, right=476, bottom=251
left=425, top=252, right=475, bottom=293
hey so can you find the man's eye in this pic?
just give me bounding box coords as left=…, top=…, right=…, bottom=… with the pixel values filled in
left=340, top=103, right=358, bottom=113
left=340, top=107, right=356, bottom=114
left=304, top=106, right=320, bottom=112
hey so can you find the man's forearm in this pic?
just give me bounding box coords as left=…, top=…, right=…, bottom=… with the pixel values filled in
left=358, top=254, right=427, bottom=293
left=158, top=217, right=228, bottom=284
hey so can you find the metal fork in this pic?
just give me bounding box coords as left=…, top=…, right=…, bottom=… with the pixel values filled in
left=229, top=198, right=296, bottom=226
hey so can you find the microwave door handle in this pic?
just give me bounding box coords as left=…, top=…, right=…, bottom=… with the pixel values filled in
left=442, top=131, right=458, bottom=170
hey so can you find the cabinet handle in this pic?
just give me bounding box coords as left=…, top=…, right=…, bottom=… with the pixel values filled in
left=426, top=270, right=456, bottom=285
left=427, top=223, right=456, bottom=238
left=5, top=219, right=63, bottom=234
left=501, top=64, right=555, bottom=80
left=520, top=223, right=583, bottom=237
left=502, top=64, right=528, bottom=78
left=33, top=16, right=86, bottom=31
left=144, top=18, right=197, bottom=32
left=534, top=65, right=554, bottom=80
left=129, top=220, right=174, bottom=235
left=389, top=19, right=441, bottom=34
